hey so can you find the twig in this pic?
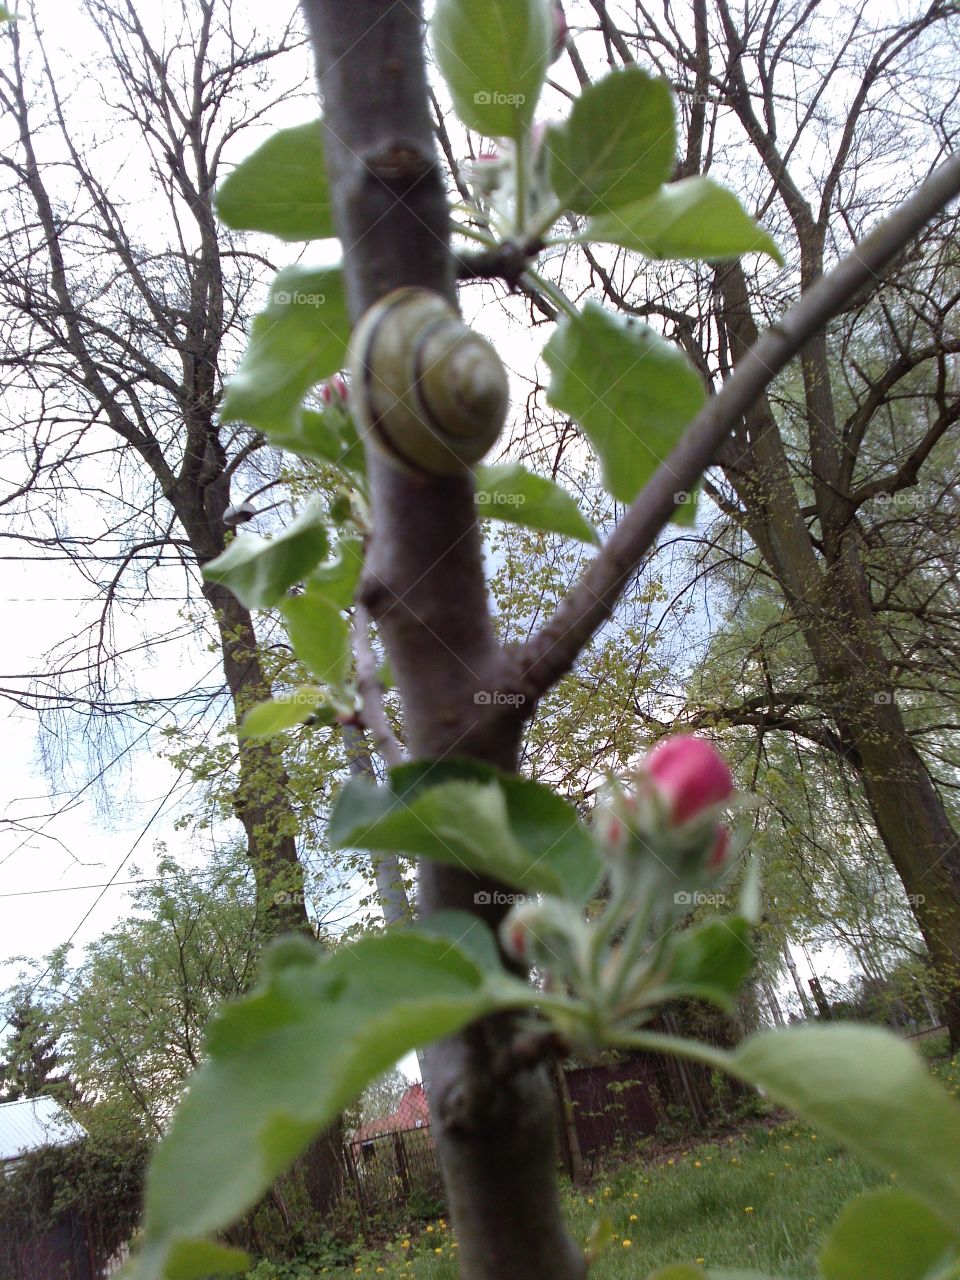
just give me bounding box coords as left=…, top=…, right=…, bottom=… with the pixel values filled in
left=352, top=602, right=404, bottom=768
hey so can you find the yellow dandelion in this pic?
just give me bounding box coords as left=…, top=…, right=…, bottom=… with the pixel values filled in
left=629, top=1214, right=638, bottom=1222
left=622, top=1240, right=632, bottom=1248
left=401, top=1240, right=411, bottom=1249
left=696, top=1259, right=705, bottom=1265
left=694, top=1161, right=702, bottom=1168
left=744, top=1206, right=754, bottom=1213
left=434, top=1247, right=442, bottom=1255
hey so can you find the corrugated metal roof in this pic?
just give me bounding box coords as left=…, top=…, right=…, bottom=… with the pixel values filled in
left=0, top=1096, right=87, bottom=1163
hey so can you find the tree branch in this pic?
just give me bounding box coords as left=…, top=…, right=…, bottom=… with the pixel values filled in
left=513, top=150, right=960, bottom=701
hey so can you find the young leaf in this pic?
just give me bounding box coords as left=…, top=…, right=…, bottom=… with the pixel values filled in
left=330, top=759, right=601, bottom=902
left=547, top=68, right=675, bottom=215
left=474, top=462, right=599, bottom=544
left=431, top=0, right=552, bottom=139
left=819, top=1189, right=959, bottom=1280
left=733, top=1025, right=960, bottom=1231
left=587, top=177, right=783, bottom=265
left=214, top=121, right=333, bottom=243
left=658, top=916, right=754, bottom=1012
left=544, top=301, right=706, bottom=504
left=238, top=688, right=333, bottom=740
left=128, top=932, right=533, bottom=1280
left=281, top=593, right=350, bottom=685
left=220, top=267, right=348, bottom=436
left=201, top=502, right=329, bottom=609
left=264, top=407, right=366, bottom=474
left=306, top=536, right=364, bottom=610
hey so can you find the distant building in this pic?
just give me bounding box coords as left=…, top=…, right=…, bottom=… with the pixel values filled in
left=350, top=1081, right=430, bottom=1154
left=0, top=1096, right=87, bottom=1174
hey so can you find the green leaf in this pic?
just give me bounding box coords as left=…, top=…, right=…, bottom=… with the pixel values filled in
left=201, top=502, right=328, bottom=609
left=306, top=536, right=364, bottom=610
left=281, top=593, right=350, bottom=686
left=820, top=1189, right=960, bottom=1280
left=163, top=1241, right=249, bottom=1280
left=547, top=68, right=675, bottom=215
left=0, top=6, right=20, bottom=20
left=417, top=909, right=504, bottom=972
left=214, top=121, right=333, bottom=243
left=220, top=267, right=348, bottom=436
left=129, top=931, right=532, bottom=1280
left=238, top=688, right=332, bottom=740
left=587, top=177, right=783, bottom=265
left=431, top=0, right=552, bottom=139
left=733, top=1025, right=960, bottom=1231
left=660, top=916, right=753, bottom=1012
left=474, top=463, right=599, bottom=544
left=264, top=407, right=365, bottom=474
left=330, top=759, right=602, bottom=902
left=543, top=301, right=706, bottom=504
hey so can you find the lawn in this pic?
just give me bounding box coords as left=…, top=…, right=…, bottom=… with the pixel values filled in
left=279, top=1050, right=960, bottom=1280
left=322, top=1121, right=886, bottom=1279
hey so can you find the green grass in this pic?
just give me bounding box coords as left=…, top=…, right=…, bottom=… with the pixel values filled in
left=316, top=1119, right=892, bottom=1279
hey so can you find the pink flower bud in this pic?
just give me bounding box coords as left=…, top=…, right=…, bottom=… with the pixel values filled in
left=321, top=374, right=348, bottom=405
left=550, top=3, right=569, bottom=63
left=707, top=824, right=731, bottom=873
left=643, top=735, right=734, bottom=826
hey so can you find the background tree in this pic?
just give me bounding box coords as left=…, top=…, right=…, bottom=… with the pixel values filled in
left=572, top=0, right=960, bottom=1043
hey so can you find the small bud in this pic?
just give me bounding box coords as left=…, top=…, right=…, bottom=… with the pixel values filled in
left=707, top=824, right=731, bottom=873
left=321, top=374, right=349, bottom=405
left=550, top=3, right=569, bottom=63
left=465, top=151, right=506, bottom=198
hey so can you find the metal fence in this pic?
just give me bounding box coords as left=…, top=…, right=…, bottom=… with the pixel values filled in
left=343, top=1125, right=443, bottom=1229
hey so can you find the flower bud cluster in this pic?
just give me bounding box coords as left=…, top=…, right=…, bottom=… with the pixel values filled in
left=499, top=735, right=747, bottom=1028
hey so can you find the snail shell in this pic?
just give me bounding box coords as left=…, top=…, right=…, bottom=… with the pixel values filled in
left=347, top=287, right=509, bottom=475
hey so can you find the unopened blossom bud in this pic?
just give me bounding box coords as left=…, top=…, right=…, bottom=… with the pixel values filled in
left=465, top=151, right=505, bottom=198
left=499, top=898, right=590, bottom=981
left=550, top=3, right=569, bottom=63
left=321, top=374, right=349, bottom=405
left=643, top=735, right=734, bottom=826
left=707, top=824, right=731, bottom=873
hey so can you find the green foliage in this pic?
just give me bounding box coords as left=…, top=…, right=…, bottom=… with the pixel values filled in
left=0, top=1134, right=148, bottom=1277
left=543, top=301, right=706, bottom=505
left=474, top=462, right=599, bottom=544
left=818, top=1189, right=959, bottom=1280
left=129, top=931, right=534, bottom=1280
left=220, top=267, right=348, bottom=437
left=201, top=502, right=329, bottom=610
left=329, top=759, right=602, bottom=901
left=215, top=122, right=333, bottom=242
left=238, top=689, right=334, bottom=740
left=0, top=997, right=71, bottom=1102
left=662, top=918, right=755, bottom=1013
left=730, top=1025, right=960, bottom=1232
left=431, top=0, right=552, bottom=139
left=546, top=68, right=675, bottom=216
left=586, top=176, right=783, bottom=265
left=280, top=593, right=350, bottom=686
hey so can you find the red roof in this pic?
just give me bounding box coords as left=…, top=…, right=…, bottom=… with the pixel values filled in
left=352, top=1083, right=430, bottom=1145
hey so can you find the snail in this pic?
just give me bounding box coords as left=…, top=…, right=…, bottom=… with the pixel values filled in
left=347, top=287, right=509, bottom=475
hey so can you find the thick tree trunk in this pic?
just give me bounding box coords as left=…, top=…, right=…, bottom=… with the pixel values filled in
left=716, top=262, right=960, bottom=1050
